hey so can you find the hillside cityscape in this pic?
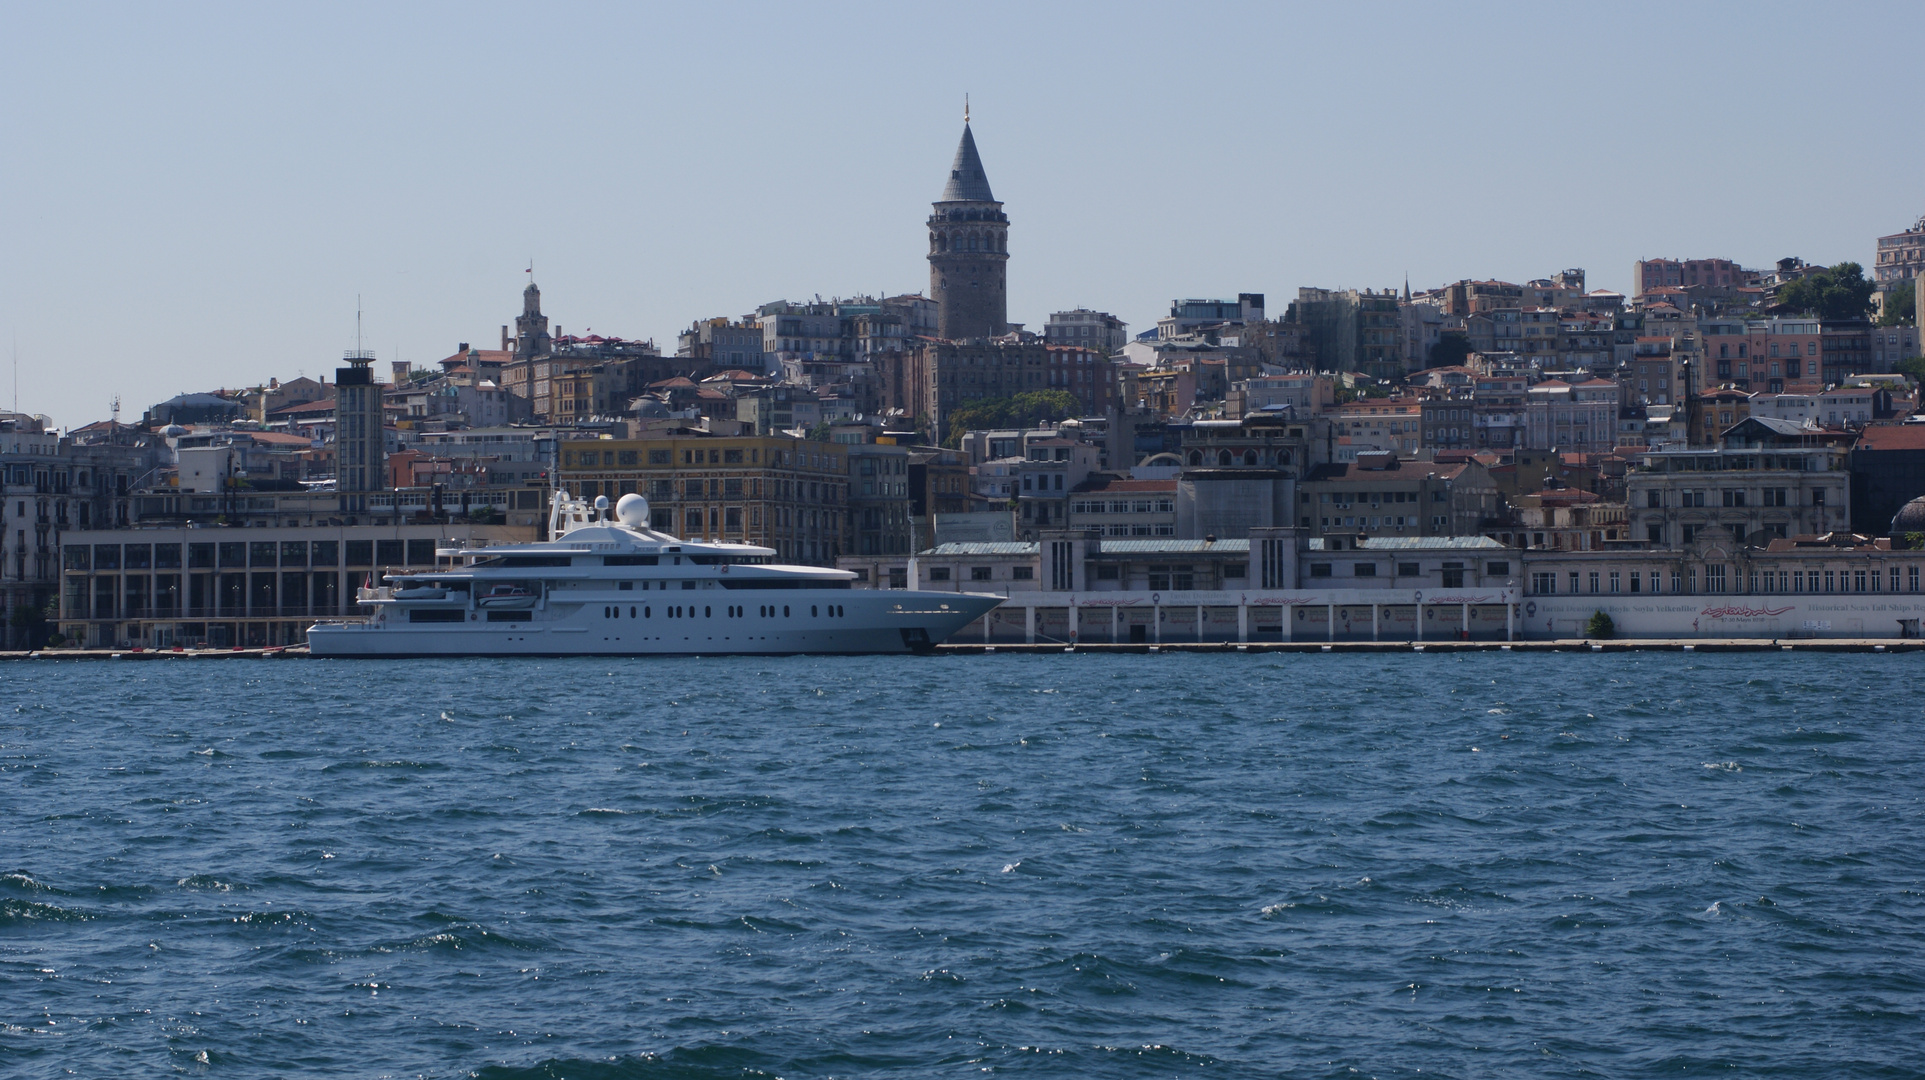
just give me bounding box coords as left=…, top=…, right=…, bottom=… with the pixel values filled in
left=10, top=119, right=1925, bottom=649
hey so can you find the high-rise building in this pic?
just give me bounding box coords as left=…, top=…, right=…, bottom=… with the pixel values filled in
left=334, top=352, right=386, bottom=516
left=927, top=122, right=1007, bottom=340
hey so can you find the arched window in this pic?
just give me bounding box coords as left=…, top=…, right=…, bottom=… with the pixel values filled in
left=1217, top=450, right=1232, bottom=466
left=1243, top=450, right=1257, bottom=466
left=1188, top=450, right=1202, bottom=466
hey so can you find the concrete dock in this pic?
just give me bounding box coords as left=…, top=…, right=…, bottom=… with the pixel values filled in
left=0, top=640, right=1919, bottom=659
left=937, top=639, right=1925, bottom=654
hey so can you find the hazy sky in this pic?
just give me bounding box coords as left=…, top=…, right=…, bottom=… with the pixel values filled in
left=5, top=2, right=1922, bottom=427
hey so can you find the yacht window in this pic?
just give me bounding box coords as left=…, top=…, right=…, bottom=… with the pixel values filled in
left=784, top=605, right=790, bottom=617
left=644, top=606, right=650, bottom=618
left=682, top=581, right=695, bottom=590
left=629, top=606, right=636, bottom=618
left=618, top=581, right=633, bottom=591
left=812, top=605, right=819, bottom=616
left=704, top=606, right=711, bottom=617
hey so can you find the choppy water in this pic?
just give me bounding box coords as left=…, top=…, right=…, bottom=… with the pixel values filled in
left=2, top=655, right=1923, bottom=1079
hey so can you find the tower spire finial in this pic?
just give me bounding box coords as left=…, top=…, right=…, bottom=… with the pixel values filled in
left=964, top=93, right=969, bottom=124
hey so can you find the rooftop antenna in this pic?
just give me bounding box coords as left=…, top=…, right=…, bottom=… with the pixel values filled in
left=11, top=333, right=16, bottom=415
left=356, top=294, right=364, bottom=355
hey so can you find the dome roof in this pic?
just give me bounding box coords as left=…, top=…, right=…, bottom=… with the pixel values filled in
left=1891, top=495, right=1925, bottom=535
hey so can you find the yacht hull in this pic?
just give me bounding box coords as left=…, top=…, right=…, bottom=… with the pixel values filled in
left=306, top=592, right=1001, bottom=658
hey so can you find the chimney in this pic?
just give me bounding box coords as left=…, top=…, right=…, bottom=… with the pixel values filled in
left=458, top=342, right=469, bottom=353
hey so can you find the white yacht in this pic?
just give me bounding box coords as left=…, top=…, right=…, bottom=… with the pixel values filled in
left=306, top=492, right=1001, bottom=657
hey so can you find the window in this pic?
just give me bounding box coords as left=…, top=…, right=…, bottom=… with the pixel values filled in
left=1397, top=562, right=1420, bottom=576
left=1647, top=525, right=1664, bottom=544
left=1486, top=561, right=1508, bottom=576
left=1610, top=571, right=1621, bottom=593
left=377, top=540, right=404, bottom=566
left=1812, top=489, right=1826, bottom=507
left=1764, top=488, right=1787, bottom=507
left=648, top=449, right=670, bottom=465
left=1011, top=566, right=1033, bottom=580
left=1647, top=490, right=1662, bottom=508
left=1588, top=571, right=1600, bottom=594
left=1353, top=563, right=1376, bottom=577
left=1629, top=571, right=1641, bottom=593
left=723, top=449, right=744, bottom=464
left=1722, top=490, right=1747, bottom=508
left=927, top=567, right=950, bottom=581
left=1569, top=572, right=1580, bottom=593
left=1532, top=572, right=1556, bottom=594
left=1309, top=563, right=1333, bottom=578
left=969, top=566, right=992, bottom=581
left=1708, top=565, right=1726, bottom=592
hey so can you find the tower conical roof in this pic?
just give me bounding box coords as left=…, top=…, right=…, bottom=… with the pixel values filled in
left=939, top=123, right=996, bottom=203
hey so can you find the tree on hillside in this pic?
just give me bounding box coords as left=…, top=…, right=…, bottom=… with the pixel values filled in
left=1879, top=278, right=1916, bottom=327
left=942, top=390, right=1080, bottom=447
left=1778, top=261, right=1875, bottom=321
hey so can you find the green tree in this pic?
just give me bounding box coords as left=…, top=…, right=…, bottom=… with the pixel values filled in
left=1896, top=355, right=1925, bottom=385
left=941, top=390, right=1080, bottom=447
left=1584, top=610, right=1616, bottom=639
left=1880, top=278, right=1916, bottom=327
left=1426, top=332, right=1474, bottom=368
left=806, top=420, right=834, bottom=442
left=1778, top=262, right=1876, bottom=321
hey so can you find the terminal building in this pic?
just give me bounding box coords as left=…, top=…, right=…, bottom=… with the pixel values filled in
left=56, top=522, right=524, bottom=649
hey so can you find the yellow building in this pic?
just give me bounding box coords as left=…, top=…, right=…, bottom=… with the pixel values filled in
left=560, top=434, right=848, bottom=564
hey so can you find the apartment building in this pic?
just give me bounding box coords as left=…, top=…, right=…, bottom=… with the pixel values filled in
left=558, top=433, right=852, bottom=564
left=1625, top=418, right=1851, bottom=546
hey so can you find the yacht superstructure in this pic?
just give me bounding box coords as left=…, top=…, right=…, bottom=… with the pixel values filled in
left=305, top=492, right=1001, bottom=657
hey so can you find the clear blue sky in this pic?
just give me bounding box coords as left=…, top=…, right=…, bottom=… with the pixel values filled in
left=4, top=2, right=1920, bottom=427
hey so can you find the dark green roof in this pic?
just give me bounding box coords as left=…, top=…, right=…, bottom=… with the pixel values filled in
left=939, top=124, right=996, bottom=203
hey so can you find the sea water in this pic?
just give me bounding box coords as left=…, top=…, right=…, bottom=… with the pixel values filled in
left=1, top=654, right=1921, bottom=1078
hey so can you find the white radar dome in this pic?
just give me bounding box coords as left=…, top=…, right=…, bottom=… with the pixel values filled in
left=593, top=494, right=610, bottom=511
left=615, top=492, right=649, bottom=527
